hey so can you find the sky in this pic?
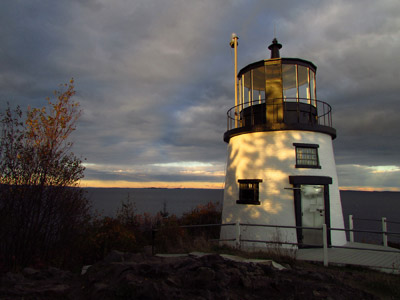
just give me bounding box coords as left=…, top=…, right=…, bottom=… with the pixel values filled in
left=1, top=0, right=399, bottom=191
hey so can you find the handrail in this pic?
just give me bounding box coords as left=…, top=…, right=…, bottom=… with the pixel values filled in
left=353, top=217, right=400, bottom=225
left=388, top=220, right=400, bottom=225
left=330, top=226, right=400, bottom=235
left=152, top=222, right=400, bottom=239
left=239, top=223, right=323, bottom=231
left=226, top=98, right=333, bottom=131
left=352, top=217, right=382, bottom=222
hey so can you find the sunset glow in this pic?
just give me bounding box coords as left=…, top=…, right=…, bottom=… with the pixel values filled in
left=79, top=179, right=225, bottom=189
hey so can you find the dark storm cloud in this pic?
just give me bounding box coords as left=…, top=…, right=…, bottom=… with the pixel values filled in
left=1, top=0, right=399, bottom=189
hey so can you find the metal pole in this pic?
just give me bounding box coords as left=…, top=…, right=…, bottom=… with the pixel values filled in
left=239, top=77, right=242, bottom=127
left=230, top=33, right=239, bottom=128
left=349, top=214, right=354, bottom=243
left=382, top=217, right=388, bottom=247
left=250, top=69, right=254, bottom=106
left=323, top=224, right=329, bottom=267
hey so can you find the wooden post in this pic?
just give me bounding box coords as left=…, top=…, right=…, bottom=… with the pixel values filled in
left=151, top=228, right=156, bottom=255
left=382, top=217, right=388, bottom=247
left=235, top=221, right=241, bottom=249
left=349, top=214, right=354, bottom=243
left=323, top=224, right=328, bottom=267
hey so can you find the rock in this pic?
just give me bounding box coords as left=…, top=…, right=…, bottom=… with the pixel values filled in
left=22, top=267, right=39, bottom=277
left=81, top=265, right=92, bottom=275
left=0, top=252, right=380, bottom=299
left=103, top=249, right=125, bottom=263
left=47, top=267, right=73, bottom=280
left=1, top=272, right=25, bottom=285
left=189, top=266, right=216, bottom=290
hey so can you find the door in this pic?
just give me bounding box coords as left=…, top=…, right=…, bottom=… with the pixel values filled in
left=300, top=185, right=325, bottom=246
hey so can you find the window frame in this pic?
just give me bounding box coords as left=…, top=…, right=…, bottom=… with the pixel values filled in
left=293, top=143, right=321, bottom=169
left=236, top=179, right=262, bottom=205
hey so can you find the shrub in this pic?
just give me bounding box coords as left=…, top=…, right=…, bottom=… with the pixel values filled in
left=180, top=202, right=222, bottom=240
left=78, top=216, right=137, bottom=264
left=0, top=81, right=89, bottom=271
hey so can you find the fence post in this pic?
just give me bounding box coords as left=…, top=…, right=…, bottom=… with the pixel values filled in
left=235, top=221, right=241, bottom=249
left=382, top=217, right=388, bottom=247
left=349, top=214, right=354, bottom=243
left=323, top=224, right=329, bottom=267
left=151, top=228, right=156, bottom=255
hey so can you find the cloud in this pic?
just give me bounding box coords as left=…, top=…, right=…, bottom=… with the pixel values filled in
left=337, top=164, right=400, bottom=190
left=1, top=0, right=399, bottom=190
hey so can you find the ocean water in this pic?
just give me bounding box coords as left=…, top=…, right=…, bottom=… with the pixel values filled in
left=340, top=191, right=400, bottom=244
left=84, top=188, right=224, bottom=217
left=85, top=188, right=400, bottom=244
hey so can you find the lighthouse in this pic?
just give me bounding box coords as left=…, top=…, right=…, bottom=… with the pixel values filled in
left=220, top=36, right=347, bottom=249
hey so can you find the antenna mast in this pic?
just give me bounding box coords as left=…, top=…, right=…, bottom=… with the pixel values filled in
left=230, top=33, right=239, bottom=128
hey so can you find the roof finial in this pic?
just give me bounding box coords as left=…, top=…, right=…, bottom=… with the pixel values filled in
left=268, top=38, right=282, bottom=59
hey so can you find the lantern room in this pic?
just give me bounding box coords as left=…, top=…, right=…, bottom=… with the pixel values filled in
left=225, top=38, right=335, bottom=142
left=238, top=57, right=316, bottom=107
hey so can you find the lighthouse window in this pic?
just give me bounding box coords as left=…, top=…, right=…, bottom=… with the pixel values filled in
left=294, top=143, right=321, bottom=169
left=237, top=179, right=262, bottom=205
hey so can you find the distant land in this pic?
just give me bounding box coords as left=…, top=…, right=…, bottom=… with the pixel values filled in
left=84, top=188, right=400, bottom=244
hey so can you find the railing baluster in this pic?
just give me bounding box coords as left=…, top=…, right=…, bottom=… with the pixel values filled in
left=349, top=214, right=354, bottom=243
left=382, top=217, right=388, bottom=247
left=323, top=224, right=329, bottom=266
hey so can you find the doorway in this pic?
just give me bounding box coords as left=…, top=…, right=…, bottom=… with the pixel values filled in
left=289, top=176, right=332, bottom=247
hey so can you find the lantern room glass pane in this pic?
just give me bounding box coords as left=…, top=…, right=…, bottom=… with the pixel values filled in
left=265, top=62, right=282, bottom=101
left=282, top=64, right=297, bottom=100
left=310, top=70, right=316, bottom=102
left=243, top=72, right=251, bottom=90
left=256, top=90, right=265, bottom=103
left=243, top=72, right=251, bottom=105
left=298, top=65, right=309, bottom=100
left=252, top=66, right=265, bottom=91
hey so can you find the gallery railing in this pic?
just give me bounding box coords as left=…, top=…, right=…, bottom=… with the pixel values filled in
left=226, top=98, right=333, bottom=131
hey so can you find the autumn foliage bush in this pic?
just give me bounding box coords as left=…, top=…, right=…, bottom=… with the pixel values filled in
left=153, top=202, right=222, bottom=253
left=181, top=202, right=222, bottom=240
left=0, top=80, right=90, bottom=272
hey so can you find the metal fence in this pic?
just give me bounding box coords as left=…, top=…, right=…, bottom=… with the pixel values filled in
left=151, top=217, right=400, bottom=267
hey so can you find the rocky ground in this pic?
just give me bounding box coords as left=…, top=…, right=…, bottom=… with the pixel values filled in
left=0, top=250, right=385, bottom=299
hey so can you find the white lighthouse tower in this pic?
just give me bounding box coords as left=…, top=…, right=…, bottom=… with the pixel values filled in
left=220, top=36, right=347, bottom=249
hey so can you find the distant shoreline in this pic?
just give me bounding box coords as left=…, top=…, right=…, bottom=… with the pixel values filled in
left=82, top=187, right=400, bottom=193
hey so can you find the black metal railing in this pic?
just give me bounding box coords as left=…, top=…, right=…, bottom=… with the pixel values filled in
left=226, top=98, right=333, bottom=131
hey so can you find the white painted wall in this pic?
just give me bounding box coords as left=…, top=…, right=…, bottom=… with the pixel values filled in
left=220, top=130, right=347, bottom=249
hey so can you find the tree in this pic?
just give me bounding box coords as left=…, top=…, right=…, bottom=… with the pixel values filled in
left=0, top=79, right=90, bottom=271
